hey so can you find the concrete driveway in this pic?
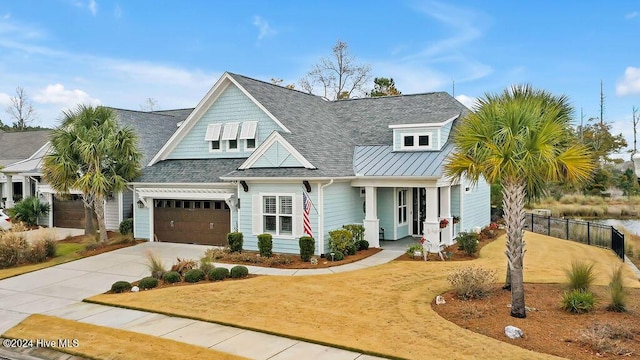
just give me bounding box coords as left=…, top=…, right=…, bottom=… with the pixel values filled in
left=0, top=241, right=392, bottom=360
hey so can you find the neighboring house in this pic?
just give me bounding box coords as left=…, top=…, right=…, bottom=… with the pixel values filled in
left=132, top=72, right=490, bottom=255
left=0, top=130, right=51, bottom=208
left=0, top=108, right=192, bottom=230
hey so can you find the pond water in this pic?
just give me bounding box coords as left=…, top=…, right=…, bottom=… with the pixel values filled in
left=596, top=219, right=640, bottom=235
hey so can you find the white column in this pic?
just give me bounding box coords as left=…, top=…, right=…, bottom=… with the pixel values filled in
left=5, top=175, right=14, bottom=208
left=23, top=178, right=31, bottom=198
left=363, top=186, right=380, bottom=248
left=439, top=186, right=453, bottom=245
left=423, top=187, right=439, bottom=241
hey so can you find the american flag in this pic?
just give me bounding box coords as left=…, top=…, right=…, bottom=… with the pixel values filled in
left=303, top=191, right=313, bottom=237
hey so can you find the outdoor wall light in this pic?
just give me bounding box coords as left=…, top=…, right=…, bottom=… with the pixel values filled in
left=137, top=199, right=145, bottom=208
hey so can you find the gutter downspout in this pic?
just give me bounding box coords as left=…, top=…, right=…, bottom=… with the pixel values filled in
left=318, top=179, right=334, bottom=256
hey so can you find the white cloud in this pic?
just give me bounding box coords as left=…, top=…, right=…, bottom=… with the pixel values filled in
left=616, top=67, right=640, bottom=95
left=0, top=92, right=10, bottom=107
left=34, top=84, right=100, bottom=109
left=455, top=94, right=478, bottom=110
left=625, top=11, right=638, bottom=19
left=73, top=0, right=98, bottom=16
left=253, top=16, right=276, bottom=40
left=105, top=60, right=219, bottom=87
left=2, top=13, right=10, bottom=20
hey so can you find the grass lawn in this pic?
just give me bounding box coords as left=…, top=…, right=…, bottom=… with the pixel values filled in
left=3, top=314, right=246, bottom=360
left=87, top=232, right=639, bottom=360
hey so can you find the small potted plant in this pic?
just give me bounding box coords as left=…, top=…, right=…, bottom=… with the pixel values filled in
left=439, top=218, right=449, bottom=229
left=452, top=215, right=460, bottom=224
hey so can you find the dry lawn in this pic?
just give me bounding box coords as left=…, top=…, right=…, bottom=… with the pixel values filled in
left=88, top=232, right=639, bottom=360
left=3, top=314, right=246, bottom=360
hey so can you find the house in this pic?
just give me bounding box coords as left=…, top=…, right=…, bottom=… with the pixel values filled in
left=0, top=109, right=192, bottom=230
left=0, top=130, right=51, bottom=208
left=132, top=72, right=490, bottom=255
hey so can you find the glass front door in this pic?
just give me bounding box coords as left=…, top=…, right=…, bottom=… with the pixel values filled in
left=412, top=187, right=426, bottom=235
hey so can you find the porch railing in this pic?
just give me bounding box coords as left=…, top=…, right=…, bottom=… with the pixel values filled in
left=524, top=213, right=625, bottom=260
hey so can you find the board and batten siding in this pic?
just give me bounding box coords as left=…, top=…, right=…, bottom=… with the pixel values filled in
left=167, top=84, right=281, bottom=160
left=322, top=182, right=362, bottom=254
left=251, top=142, right=304, bottom=168
left=238, top=182, right=319, bottom=255
left=377, top=188, right=394, bottom=240
left=460, top=178, right=490, bottom=233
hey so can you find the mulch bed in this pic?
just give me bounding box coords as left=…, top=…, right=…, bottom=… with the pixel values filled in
left=394, top=229, right=505, bottom=262
left=212, top=247, right=383, bottom=269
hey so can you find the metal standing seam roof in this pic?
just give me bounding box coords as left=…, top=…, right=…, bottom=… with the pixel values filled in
left=353, top=143, right=454, bottom=177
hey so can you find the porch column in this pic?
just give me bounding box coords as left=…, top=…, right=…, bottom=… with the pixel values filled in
left=422, top=187, right=439, bottom=241
left=23, top=178, right=31, bottom=198
left=439, top=186, right=453, bottom=245
left=5, top=174, right=14, bottom=208
left=363, top=186, right=380, bottom=248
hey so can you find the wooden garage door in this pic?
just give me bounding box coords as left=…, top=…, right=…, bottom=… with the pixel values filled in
left=153, top=200, right=230, bottom=246
left=53, top=195, right=86, bottom=229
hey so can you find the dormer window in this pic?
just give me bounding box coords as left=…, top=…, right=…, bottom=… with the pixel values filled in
left=205, top=124, right=222, bottom=152
left=401, top=133, right=432, bottom=150
left=240, top=121, right=258, bottom=151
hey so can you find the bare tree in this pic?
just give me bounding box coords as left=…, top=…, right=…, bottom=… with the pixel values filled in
left=6, top=87, right=37, bottom=131
left=299, top=40, right=371, bottom=100
left=140, top=98, right=159, bottom=111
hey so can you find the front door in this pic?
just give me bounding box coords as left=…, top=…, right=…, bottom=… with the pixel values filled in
left=412, top=187, right=426, bottom=236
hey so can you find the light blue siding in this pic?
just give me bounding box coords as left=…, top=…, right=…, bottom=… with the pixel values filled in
left=461, top=178, right=490, bottom=232
left=451, top=185, right=461, bottom=218
left=134, top=205, right=150, bottom=239
left=167, top=84, right=281, bottom=160
left=238, top=182, right=319, bottom=255
left=440, top=122, right=453, bottom=145
left=122, top=189, right=134, bottom=220
left=377, top=188, right=394, bottom=240
left=323, top=182, right=362, bottom=253
left=251, top=142, right=304, bottom=168
left=393, top=128, right=437, bottom=151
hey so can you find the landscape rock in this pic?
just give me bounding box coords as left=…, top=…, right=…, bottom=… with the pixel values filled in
left=435, top=295, right=446, bottom=305
left=505, top=325, right=524, bottom=339
left=131, top=286, right=139, bottom=292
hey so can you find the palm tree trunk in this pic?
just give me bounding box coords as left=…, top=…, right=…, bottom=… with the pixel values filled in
left=502, top=180, right=527, bottom=318
left=93, top=198, right=109, bottom=243
left=84, top=204, right=95, bottom=236
left=503, top=262, right=511, bottom=290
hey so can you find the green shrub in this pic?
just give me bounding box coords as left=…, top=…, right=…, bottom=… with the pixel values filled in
left=566, top=260, right=596, bottom=291
left=111, top=281, right=132, bottom=293
left=447, top=266, right=496, bottom=300
left=230, top=265, right=249, bottom=278
left=326, top=250, right=344, bottom=261
left=228, top=232, right=244, bottom=253
left=257, top=233, right=273, bottom=257
left=8, top=196, right=50, bottom=226
left=356, top=239, right=369, bottom=251
left=345, top=243, right=357, bottom=256
left=209, top=267, right=229, bottom=281
left=299, top=236, right=315, bottom=262
left=328, top=229, right=352, bottom=254
left=199, top=257, right=215, bottom=275
left=44, top=238, right=57, bottom=258
left=138, top=276, right=159, bottom=290
left=406, top=243, right=423, bottom=256
left=119, top=218, right=134, bottom=235
left=145, top=251, right=166, bottom=279
left=456, top=232, right=479, bottom=256
left=606, top=265, right=628, bottom=312
left=561, top=289, right=595, bottom=313
left=342, top=224, right=364, bottom=242
left=162, top=271, right=181, bottom=284
left=184, top=269, right=206, bottom=283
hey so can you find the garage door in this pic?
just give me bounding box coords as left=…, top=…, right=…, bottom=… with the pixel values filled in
left=153, top=200, right=230, bottom=246
left=53, top=195, right=86, bottom=228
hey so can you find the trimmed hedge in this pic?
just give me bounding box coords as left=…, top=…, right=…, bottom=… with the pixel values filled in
left=138, top=277, right=159, bottom=290
left=162, top=271, right=181, bottom=284
left=230, top=265, right=249, bottom=278
left=257, top=233, right=273, bottom=257
left=326, top=251, right=344, bottom=261
left=119, top=218, right=134, bottom=235
left=111, top=281, right=132, bottom=293
left=184, top=269, right=206, bottom=283
left=209, top=267, right=229, bottom=281
left=299, top=236, right=315, bottom=262
left=228, top=232, right=244, bottom=253
left=356, top=239, right=369, bottom=251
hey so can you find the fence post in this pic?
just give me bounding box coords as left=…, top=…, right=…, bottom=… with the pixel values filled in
left=547, top=216, right=551, bottom=236
left=565, top=218, right=569, bottom=240
left=587, top=222, right=590, bottom=245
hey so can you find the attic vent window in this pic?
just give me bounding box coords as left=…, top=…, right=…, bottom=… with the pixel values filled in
left=239, top=121, right=258, bottom=151
left=205, top=124, right=222, bottom=152
left=400, top=132, right=432, bottom=151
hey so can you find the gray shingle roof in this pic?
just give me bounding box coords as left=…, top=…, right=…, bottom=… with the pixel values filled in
left=137, top=158, right=245, bottom=183
left=0, top=130, right=51, bottom=166
left=353, top=144, right=454, bottom=177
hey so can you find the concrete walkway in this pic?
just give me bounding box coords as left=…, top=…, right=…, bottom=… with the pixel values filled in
left=16, top=227, right=85, bottom=243
left=0, top=241, right=404, bottom=360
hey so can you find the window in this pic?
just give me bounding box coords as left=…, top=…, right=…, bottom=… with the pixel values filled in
left=263, top=195, right=293, bottom=235
left=205, top=124, right=222, bottom=152
left=240, top=121, right=257, bottom=151
left=418, top=135, right=429, bottom=146
left=398, top=189, right=407, bottom=224
left=210, top=140, right=220, bottom=151
left=228, top=139, right=238, bottom=150
left=403, top=136, right=414, bottom=147
left=245, top=138, right=256, bottom=150
left=400, top=133, right=432, bottom=150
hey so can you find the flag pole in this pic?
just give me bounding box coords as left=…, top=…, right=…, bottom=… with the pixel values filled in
left=302, top=187, right=318, bottom=214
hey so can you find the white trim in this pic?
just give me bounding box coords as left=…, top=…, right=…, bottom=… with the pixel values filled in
left=209, top=140, right=222, bottom=153
left=135, top=187, right=235, bottom=201
left=399, top=132, right=433, bottom=151
left=226, top=139, right=240, bottom=152
left=129, top=182, right=235, bottom=187
left=258, top=192, right=296, bottom=238
left=38, top=184, right=84, bottom=195
left=226, top=76, right=291, bottom=134
left=244, top=138, right=256, bottom=152
left=149, top=199, right=154, bottom=242
left=238, top=131, right=316, bottom=170
left=118, top=191, right=124, bottom=224
left=388, top=114, right=459, bottom=129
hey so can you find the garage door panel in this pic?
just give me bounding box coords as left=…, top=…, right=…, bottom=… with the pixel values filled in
left=153, top=200, right=229, bottom=246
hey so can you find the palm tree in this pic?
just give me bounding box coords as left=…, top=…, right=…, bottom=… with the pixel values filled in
left=43, top=105, right=142, bottom=243
left=444, top=85, right=594, bottom=318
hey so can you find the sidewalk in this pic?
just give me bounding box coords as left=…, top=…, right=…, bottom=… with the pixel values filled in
left=0, top=242, right=404, bottom=360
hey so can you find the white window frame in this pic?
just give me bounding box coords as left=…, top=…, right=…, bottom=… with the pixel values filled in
left=210, top=140, right=221, bottom=152
left=205, top=124, right=222, bottom=153
left=400, top=132, right=432, bottom=151
left=262, top=194, right=294, bottom=237
left=398, top=189, right=408, bottom=225
left=244, top=138, right=256, bottom=151
left=227, top=139, right=239, bottom=152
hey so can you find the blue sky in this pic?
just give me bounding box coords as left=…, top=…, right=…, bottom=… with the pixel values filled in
left=1, top=1, right=639, bottom=157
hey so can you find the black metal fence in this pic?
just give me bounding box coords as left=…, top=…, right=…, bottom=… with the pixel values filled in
left=524, top=213, right=625, bottom=260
